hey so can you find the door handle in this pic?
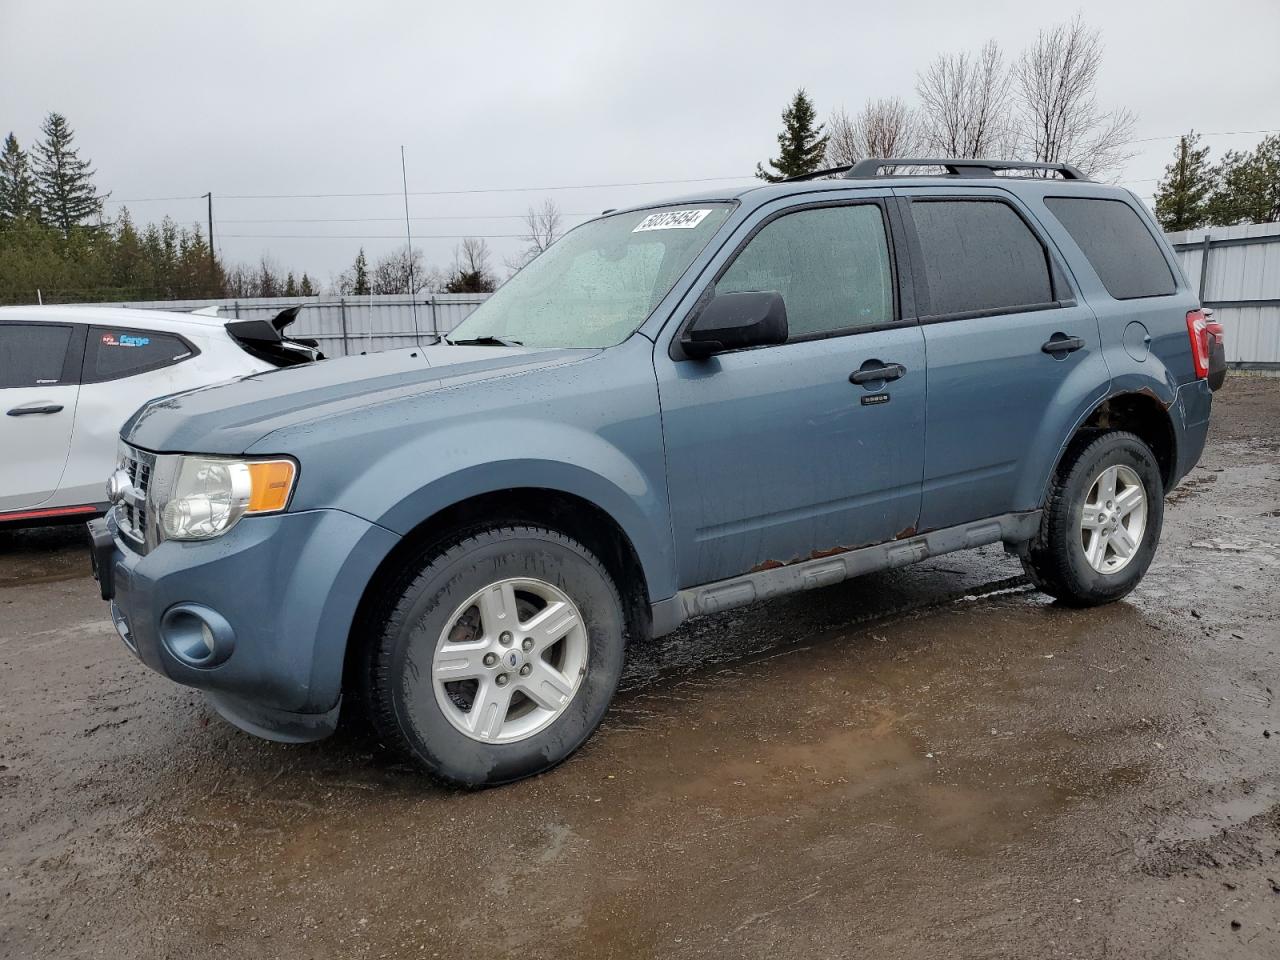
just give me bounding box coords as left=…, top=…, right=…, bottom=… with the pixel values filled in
left=849, top=362, right=906, bottom=385
left=7, top=403, right=64, bottom=416
left=1041, top=334, right=1085, bottom=356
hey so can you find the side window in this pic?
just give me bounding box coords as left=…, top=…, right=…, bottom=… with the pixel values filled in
left=715, top=204, right=894, bottom=339
left=0, top=323, right=74, bottom=388
left=84, top=327, right=196, bottom=383
left=910, top=199, right=1055, bottom=316
left=1044, top=196, right=1176, bottom=300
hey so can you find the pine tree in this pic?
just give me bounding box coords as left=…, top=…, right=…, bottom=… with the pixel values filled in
left=284, top=272, right=299, bottom=297
left=353, top=248, right=371, bottom=295
left=1206, top=134, right=1280, bottom=226
left=756, top=89, right=829, bottom=182
left=32, top=113, right=107, bottom=236
left=1154, top=132, right=1214, bottom=231
left=0, top=133, right=38, bottom=226
left=299, top=273, right=316, bottom=296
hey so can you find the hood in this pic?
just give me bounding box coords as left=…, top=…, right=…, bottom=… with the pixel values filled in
left=123, top=344, right=590, bottom=454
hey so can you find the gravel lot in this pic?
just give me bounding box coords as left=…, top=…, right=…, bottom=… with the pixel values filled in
left=2, top=377, right=1278, bottom=960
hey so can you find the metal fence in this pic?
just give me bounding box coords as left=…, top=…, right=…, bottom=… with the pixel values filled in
left=1166, top=222, right=1280, bottom=369
left=84, top=293, right=490, bottom=357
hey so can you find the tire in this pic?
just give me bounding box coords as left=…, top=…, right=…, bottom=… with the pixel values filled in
left=1020, top=430, right=1164, bottom=607
left=365, top=525, right=626, bottom=788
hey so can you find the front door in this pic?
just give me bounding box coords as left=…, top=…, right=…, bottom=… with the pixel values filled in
left=655, top=198, right=926, bottom=587
left=0, top=321, right=82, bottom=512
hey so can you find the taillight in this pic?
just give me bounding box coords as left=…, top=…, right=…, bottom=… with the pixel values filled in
left=1186, top=309, right=1210, bottom=379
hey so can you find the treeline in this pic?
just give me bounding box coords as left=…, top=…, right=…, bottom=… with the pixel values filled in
left=1153, top=132, right=1280, bottom=231
left=0, top=111, right=508, bottom=307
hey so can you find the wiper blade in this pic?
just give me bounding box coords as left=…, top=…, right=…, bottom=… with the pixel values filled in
left=446, top=335, right=523, bottom=347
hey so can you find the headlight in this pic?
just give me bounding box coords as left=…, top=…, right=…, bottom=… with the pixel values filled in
left=150, top=454, right=297, bottom=541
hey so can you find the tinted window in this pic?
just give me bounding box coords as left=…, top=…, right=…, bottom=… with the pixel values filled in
left=715, top=204, right=894, bottom=339
left=85, top=327, right=195, bottom=382
left=1044, top=197, right=1176, bottom=300
left=0, top=323, right=73, bottom=388
left=911, top=200, right=1054, bottom=316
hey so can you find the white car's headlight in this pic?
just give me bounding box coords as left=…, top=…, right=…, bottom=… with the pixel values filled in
left=150, top=454, right=297, bottom=541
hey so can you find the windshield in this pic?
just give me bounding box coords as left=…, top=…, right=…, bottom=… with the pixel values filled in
left=448, top=203, right=734, bottom=348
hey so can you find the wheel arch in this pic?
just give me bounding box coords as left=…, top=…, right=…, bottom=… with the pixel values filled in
left=343, top=485, right=656, bottom=702
left=1046, top=389, right=1178, bottom=495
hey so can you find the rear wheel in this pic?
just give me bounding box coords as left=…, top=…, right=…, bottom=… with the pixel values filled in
left=1021, top=431, right=1164, bottom=607
left=365, top=525, right=626, bottom=787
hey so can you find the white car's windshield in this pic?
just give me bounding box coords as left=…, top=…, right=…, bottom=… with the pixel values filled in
left=448, top=203, right=734, bottom=349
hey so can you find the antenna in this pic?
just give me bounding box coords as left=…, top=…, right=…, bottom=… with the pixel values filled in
left=401, top=146, right=422, bottom=348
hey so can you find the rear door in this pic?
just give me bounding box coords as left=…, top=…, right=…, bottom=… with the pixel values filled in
left=0, top=320, right=84, bottom=513
left=655, top=195, right=927, bottom=586
left=894, top=188, right=1110, bottom=530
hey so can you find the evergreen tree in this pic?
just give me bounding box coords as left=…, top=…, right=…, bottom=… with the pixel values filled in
left=299, top=273, right=316, bottom=296
left=1154, top=132, right=1213, bottom=232
left=352, top=248, right=371, bottom=295
left=756, top=89, right=829, bottom=182
left=0, top=133, right=38, bottom=226
left=32, top=112, right=107, bottom=236
left=1206, top=135, right=1280, bottom=226
left=284, top=272, right=299, bottom=297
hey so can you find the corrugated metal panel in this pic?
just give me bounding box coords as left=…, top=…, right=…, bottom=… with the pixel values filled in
left=79, top=293, right=489, bottom=357
left=1167, top=222, right=1280, bottom=366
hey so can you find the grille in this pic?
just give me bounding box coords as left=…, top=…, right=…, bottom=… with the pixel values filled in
left=116, top=446, right=155, bottom=548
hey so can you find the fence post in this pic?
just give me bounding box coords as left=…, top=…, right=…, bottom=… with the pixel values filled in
left=1198, top=234, right=1212, bottom=304
left=339, top=297, right=349, bottom=357
left=233, top=300, right=241, bottom=318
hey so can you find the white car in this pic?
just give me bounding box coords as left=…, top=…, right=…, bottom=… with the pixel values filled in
left=1, top=304, right=320, bottom=527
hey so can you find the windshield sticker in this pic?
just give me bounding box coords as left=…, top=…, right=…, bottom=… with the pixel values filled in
left=632, top=209, right=713, bottom=232
left=102, top=333, right=151, bottom=348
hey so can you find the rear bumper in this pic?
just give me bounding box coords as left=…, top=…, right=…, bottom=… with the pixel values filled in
left=1169, top=378, right=1214, bottom=489
left=90, top=507, right=398, bottom=742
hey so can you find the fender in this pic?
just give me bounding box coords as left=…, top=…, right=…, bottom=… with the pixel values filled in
left=1030, top=375, right=1179, bottom=510
left=308, top=416, right=675, bottom=604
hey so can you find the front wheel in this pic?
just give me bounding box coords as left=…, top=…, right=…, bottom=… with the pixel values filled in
left=364, top=526, right=626, bottom=787
left=1021, top=431, right=1165, bottom=607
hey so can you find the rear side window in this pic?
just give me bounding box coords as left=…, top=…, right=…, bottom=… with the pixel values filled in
left=0, top=323, right=74, bottom=388
left=1044, top=197, right=1175, bottom=300
left=910, top=199, right=1054, bottom=317
left=715, top=203, right=895, bottom=339
left=84, top=327, right=196, bottom=383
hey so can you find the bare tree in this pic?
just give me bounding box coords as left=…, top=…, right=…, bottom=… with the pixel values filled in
left=1012, top=15, right=1135, bottom=179
left=370, top=245, right=438, bottom=295
left=445, top=237, right=497, bottom=293
left=826, top=97, right=922, bottom=166
left=916, top=40, right=1012, bottom=159
left=505, top=198, right=564, bottom=275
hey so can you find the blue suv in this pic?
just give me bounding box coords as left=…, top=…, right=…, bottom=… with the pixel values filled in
left=88, top=158, right=1226, bottom=787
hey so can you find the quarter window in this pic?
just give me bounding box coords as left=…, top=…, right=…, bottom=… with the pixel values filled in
left=1044, top=196, right=1176, bottom=300
left=84, top=327, right=195, bottom=383
left=715, top=204, right=895, bottom=339
left=0, top=323, right=73, bottom=388
left=910, top=199, right=1055, bottom=316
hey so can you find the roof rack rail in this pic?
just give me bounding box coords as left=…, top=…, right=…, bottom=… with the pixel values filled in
left=782, top=165, right=854, bottom=182
left=844, top=158, right=1089, bottom=181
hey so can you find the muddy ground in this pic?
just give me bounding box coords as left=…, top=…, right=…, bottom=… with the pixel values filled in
left=2, top=379, right=1278, bottom=960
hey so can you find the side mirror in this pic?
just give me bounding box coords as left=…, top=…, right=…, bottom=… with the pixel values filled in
left=680, top=290, right=788, bottom=360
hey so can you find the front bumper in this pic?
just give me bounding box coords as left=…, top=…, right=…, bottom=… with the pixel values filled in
left=89, top=507, right=398, bottom=742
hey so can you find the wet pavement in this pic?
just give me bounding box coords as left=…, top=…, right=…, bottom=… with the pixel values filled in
left=2, top=378, right=1278, bottom=959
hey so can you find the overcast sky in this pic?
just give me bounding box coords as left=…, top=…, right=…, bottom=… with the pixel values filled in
left=2, top=0, right=1277, bottom=288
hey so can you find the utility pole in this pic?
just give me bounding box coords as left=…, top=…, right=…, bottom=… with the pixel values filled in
left=203, top=192, right=215, bottom=269
left=400, top=146, right=421, bottom=346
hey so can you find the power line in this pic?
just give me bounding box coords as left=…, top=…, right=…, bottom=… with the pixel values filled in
left=217, top=212, right=597, bottom=224
left=102, top=174, right=752, bottom=205
left=1128, top=128, right=1278, bottom=144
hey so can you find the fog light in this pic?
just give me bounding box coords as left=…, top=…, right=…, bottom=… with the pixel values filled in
left=159, top=603, right=235, bottom=668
